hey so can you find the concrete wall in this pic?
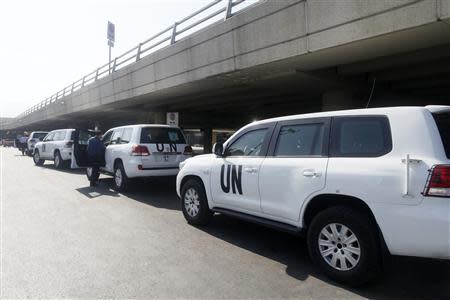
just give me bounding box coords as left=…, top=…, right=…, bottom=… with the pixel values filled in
left=6, top=0, right=450, bottom=129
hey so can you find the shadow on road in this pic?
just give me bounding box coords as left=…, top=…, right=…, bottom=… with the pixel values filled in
left=76, top=185, right=120, bottom=199
left=40, top=164, right=86, bottom=175
left=198, top=214, right=450, bottom=299
left=121, top=177, right=180, bottom=211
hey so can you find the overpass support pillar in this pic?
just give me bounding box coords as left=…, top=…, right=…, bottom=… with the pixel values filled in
left=152, top=112, right=166, bottom=124
left=139, top=112, right=166, bottom=124
left=202, top=127, right=213, bottom=154
left=322, top=90, right=361, bottom=112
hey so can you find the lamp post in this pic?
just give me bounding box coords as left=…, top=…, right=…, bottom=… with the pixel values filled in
left=107, top=21, right=115, bottom=74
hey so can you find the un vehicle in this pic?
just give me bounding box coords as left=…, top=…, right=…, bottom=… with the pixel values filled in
left=73, top=125, right=192, bottom=191
left=33, top=129, right=75, bottom=168
left=176, top=106, right=450, bottom=285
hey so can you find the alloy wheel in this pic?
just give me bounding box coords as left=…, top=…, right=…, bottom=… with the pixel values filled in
left=318, top=223, right=361, bottom=271
left=184, top=188, right=200, bottom=217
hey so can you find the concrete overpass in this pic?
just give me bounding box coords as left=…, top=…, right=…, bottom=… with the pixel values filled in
left=5, top=0, right=450, bottom=136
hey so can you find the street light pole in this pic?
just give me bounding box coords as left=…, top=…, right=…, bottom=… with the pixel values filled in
left=107, top=21, right=115, bottom=75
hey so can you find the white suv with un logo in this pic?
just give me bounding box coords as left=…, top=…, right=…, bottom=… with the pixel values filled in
left=176, top=106, right=450, bottom=285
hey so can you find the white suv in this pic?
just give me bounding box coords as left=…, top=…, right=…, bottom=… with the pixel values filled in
left=73, top=125, right=192, bottom=191
left=26, top=131, right=48, bottom=156
left=33, top=129, right=75, bottom=169
left=176, top=106, right=450, bottom=285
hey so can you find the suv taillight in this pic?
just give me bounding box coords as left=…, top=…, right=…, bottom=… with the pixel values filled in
left=183, top=145, right=193, bottom=156
left=131, top=145, right=150, bottom=156
left=424, top=165, right=450, bottom=197
left=65, top=141, right=73, bottom=148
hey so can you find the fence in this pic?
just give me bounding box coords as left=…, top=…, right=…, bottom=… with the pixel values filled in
left=18, top=0, right=254, bottom=118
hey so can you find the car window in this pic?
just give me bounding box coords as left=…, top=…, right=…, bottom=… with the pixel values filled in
left=331, top=116, right=392, bottom=157
left=102, top=131, right=113, bottom=145
left=275, top=123, right=324, bottom=156
left=78, top=131, right=95, bottom=145
left=226, top=129, right=268, bottom=157
left=44, top=133, right=54, bottom=141
left=110, top=129, right=123, bottom=145
left=33, top=132, right=47, bottom=140
left=140, top=127, right=186, bottom=144
left=120, top=128, right=133, bottom=144
left=54, top=131, right=65, bottom=141
left=433, top=112, right=450, bottom=158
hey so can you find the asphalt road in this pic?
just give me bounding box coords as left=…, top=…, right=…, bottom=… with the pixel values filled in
left=1, top=147, right=450, bottom=299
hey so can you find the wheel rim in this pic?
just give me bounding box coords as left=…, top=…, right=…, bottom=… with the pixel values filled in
left=34, top=152, right=39, bottom=163
left=87, top=167, right=93, bottom=177
left=55, top=155, right=60, bottom=167
left=184, top=188, right=200, bottom=218
left=115, top=168, right=122, bottom=187
left=318, top=223, right=361, bottom=271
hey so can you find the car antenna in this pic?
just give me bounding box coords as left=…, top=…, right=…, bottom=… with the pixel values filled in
left=365, top=77, right=377, bottom=108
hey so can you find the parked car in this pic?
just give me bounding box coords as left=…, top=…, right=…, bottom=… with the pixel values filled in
left=72, top=125, right=193, bottom=191
left=26, top=131, right=48, bottom=156
left=33, top=129, right=75, bottom=168
left=176, top=105, right=450, bottom=286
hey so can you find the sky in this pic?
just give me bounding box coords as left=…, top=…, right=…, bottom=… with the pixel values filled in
left=0, top=0, right=256, bottom=118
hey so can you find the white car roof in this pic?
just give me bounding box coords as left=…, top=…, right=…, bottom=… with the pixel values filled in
left=107, top=124, right=178, bottom=131
left=49, top=129, right=75, bottom=132
left=251, top=106, right=448, bottom=126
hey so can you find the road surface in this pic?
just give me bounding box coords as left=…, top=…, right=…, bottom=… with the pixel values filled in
left=1, top=147, right=449, bottom=299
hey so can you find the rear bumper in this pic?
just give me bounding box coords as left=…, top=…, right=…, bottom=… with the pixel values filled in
left=60, top=148, right=72, bottom=160
left=374, top=197, right=450, bottom=260
left=125, top=161, right=179, bottom=178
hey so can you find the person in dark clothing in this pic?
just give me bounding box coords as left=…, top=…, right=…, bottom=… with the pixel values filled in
left=87, top=130, right=105, bottom=187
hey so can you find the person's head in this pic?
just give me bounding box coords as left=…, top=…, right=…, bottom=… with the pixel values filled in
left=94, top=130, right=102, bottom=139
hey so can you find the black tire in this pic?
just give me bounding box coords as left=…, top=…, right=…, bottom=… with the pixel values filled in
left=307, top=206, right=382, bottom=286
left=86, top=167, right=100, bottom=182
left=54, top=151, right=64, bottom=169
left=33, top=150, right=44, bottom=166
left=181, top=178, right=213, bottom=226
left=113, top=162, right=129, bottom=192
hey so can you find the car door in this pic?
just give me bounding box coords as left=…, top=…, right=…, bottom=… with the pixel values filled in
left=71, top=129, right=97, bottom=168
left=48, top=131, right=64, bottom=158
left=259, top=118, right=330, bottom=222
left=41, top=132, right=55, bottom=158
left=100, top=130, right=113, bottom=172
left=210, top=123, right=275, bottom=213
left=104, top=128, right=123, bottom=173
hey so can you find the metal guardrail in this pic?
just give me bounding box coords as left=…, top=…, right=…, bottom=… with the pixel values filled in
left=17, top=0, right=251, bottom=119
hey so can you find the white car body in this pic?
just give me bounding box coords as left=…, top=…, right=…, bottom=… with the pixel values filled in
left=177, top=106, right=450, bottom=261
left=27, top=131, right=48, bottom=154
left=74, top=124, right=192, bottom=178
left=34, top=129, right=75, bottom=162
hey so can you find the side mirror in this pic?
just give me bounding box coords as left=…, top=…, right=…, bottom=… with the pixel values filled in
left=213, top=143, right=224, bottom=157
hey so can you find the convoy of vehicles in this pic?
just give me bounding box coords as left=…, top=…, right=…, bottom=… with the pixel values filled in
left=19, top=105, right=450, bottom=285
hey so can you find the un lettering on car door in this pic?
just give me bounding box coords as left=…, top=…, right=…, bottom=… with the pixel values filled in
left=220, top=164, right=243, bottom=195
left=211, top=158, right=263, bottom=212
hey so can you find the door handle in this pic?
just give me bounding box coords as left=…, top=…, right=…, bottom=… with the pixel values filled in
left=244, top=167, right=258, bottom=174
left=302, top=170, right=321, bottom=177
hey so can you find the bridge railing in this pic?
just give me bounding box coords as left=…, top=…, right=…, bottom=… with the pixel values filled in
left=18, top=0, right=254, bottom=119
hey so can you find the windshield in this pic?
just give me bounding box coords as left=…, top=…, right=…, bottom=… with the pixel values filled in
left=140, top=127, right=186, bottom=144
left=433, top=113, right=450, bottom=158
